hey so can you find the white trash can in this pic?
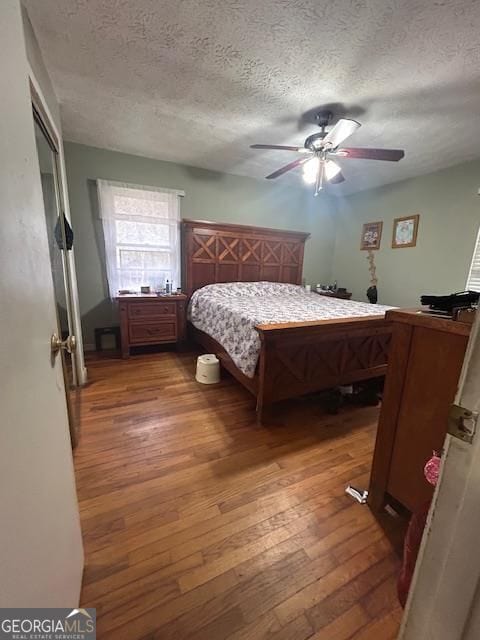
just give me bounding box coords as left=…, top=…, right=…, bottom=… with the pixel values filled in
left=195, top=354, right=220, bottom=384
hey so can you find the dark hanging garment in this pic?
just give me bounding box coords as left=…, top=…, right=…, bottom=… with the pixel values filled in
left=54, top=213, right=74, bottom=250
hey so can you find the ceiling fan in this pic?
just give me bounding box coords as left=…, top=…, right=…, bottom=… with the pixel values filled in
left=250, top=111, right=405, bottom=196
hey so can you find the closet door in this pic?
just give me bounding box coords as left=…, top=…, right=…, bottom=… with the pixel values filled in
left=33, top=110, right=80, bottom=448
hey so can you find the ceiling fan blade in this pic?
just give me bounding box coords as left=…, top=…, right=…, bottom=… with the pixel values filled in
left=250, top=144, right=310, bottom=153
left=323, top=118, right=361, bottom=148
left=265, top=157, right=310, bottom=179
left=335, top=147, right=405, bottom=161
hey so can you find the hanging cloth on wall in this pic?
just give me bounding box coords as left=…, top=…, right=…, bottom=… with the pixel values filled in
left=366, top=249, right=378, bottom=304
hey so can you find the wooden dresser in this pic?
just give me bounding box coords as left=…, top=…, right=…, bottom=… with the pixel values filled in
left=369, top=309, right=470, bottom=514
left=117, top=294, right=187, bottom=359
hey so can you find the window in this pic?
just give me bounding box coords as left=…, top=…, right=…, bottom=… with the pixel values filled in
left=97, top=180, right=183, bottom=297
left=466, top=225, right=480, bottom=292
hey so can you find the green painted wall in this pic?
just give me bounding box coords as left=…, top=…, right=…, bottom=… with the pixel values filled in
left=331, top=158, right=480, bottom=306
left=64, top=142, right=336, bottom=345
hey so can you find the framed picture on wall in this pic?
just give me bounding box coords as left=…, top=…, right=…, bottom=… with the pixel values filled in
left=392, top=214, right=420, bottom=248
left=360, top=221, right=383, bottom=250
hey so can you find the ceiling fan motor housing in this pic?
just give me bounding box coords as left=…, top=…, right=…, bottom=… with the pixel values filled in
left=305, top=111, right=335, bottom=150
left=304, top=132, right=327, bottom=151
left=315, top=110, right=333, bottom=128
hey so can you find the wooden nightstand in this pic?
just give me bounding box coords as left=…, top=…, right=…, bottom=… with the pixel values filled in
left=316, top=290, right=352, bottom=300
left=117, top=294, right=187, bottom=359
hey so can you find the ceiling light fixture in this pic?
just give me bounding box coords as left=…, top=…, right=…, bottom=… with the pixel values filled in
left=325, top=159, right=341, bottom=180
left=250, top=109, right=405, bottom=197
left=303, top=155, right=343, bottom=195
left=302, top=157, right=319, bottom=185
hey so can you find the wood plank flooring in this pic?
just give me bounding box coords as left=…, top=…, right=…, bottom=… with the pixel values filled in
left=75, top=349, right=405, bottom=639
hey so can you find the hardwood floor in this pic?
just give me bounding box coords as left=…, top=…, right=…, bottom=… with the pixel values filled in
left=75, top=349, right=405, bottom=639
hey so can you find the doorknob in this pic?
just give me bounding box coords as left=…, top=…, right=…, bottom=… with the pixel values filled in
left=51, top=333, right=77, bottom=355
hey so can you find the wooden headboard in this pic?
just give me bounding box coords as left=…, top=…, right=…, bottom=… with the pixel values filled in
left=181, top=219, right=310, bottom=296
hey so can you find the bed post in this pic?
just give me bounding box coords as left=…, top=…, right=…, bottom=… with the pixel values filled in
left=256, top=330, right=273, bottom=426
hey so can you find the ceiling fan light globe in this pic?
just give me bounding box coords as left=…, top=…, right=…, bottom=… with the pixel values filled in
left=303, top=157, right=319, bottom=184
left=325, top=159, right=342, bottom=180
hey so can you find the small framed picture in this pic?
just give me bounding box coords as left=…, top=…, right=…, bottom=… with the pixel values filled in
left=360, top=221, right=383, bottom=250
left=392, top=214, right=420, bottom=248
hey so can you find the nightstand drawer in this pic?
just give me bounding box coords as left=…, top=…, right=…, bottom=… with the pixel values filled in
left=128, top=302, right=176, bottom=319
left=129, top=321, right=177, bottom=343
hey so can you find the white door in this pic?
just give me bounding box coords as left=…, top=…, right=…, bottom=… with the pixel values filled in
left=400, top=311, right=480, bottom=639
left=0, top=0, right=84, bottom=607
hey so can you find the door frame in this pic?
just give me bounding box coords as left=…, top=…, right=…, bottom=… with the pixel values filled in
left=400, top=311, right=480, bottom=638
left=28, top=69, right=87, bottom=385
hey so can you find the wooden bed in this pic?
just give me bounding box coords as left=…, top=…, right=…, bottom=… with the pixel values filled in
left=182, top=218, right=392, bottom=423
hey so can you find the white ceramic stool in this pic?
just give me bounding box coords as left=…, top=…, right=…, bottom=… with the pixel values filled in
left=195, top=354, right=220, bottom=384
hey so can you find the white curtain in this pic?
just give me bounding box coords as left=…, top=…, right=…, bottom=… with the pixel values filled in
left=97, top=180, right=184, bottom=298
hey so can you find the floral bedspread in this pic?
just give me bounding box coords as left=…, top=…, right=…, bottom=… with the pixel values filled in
left=188, top=282, right=392, bottom=378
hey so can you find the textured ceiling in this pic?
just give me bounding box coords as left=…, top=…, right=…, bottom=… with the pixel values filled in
left=25, top=0, right=480, bottom=195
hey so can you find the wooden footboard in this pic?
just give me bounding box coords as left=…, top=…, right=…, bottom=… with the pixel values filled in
left=189, top=317, right=392, bottom=424
left=255, top=317, right=392, bottom=422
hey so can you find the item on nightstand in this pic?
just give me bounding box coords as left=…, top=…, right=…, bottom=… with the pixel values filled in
left=195, top=354, right=220, bottom=384
left=316, top=288, right=352, bottom=300
left=140, top=285, right=151, bottom=294
left=165, top=279, right=171, bottom=294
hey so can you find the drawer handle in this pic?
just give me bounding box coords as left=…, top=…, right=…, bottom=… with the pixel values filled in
left=133, top=307, right=171, bottom=314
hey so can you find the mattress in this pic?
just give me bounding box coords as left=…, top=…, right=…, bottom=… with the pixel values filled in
left=188, top=281, right=392, bottom=378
